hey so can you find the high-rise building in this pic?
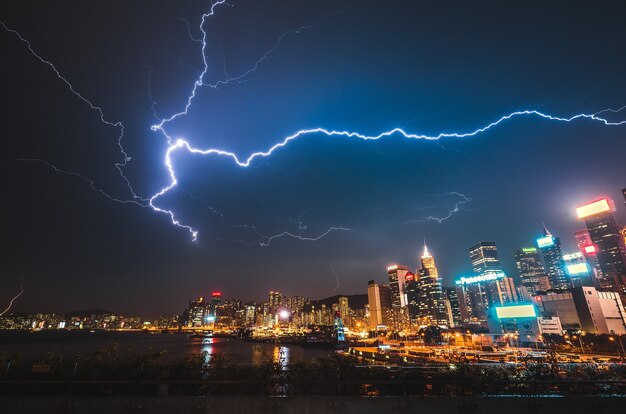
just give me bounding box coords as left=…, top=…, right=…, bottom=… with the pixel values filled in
left=269, top=291, right=282, bottom=314
left=455, top=271, right=518, bottom=324
left=338, top=296, right=349, bottom=326
left=413, top=244, right=448, bottom=326
left=577, top=197, right=626, bottom=294
left=367, top=280, right=392, bottom=329
left=386, top=264, right=408, bottom=309
left=420, top=242, right=439, bottom=278
left=562, top=252, right=594, bottom=288
left=536, top=225, right=570, bottom=290
left=404, top=272, right=419, bottom=325
left=514, top=247, right=550, bottom=295
left=469, top=242, right=500, bottom=274
left=574, top=229, right=605, bottom=288
left=443, top=287, right=462, bottom=327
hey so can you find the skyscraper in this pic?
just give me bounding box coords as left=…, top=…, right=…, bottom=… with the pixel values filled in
left=338, top=296, right=350, bottom=326
left=536, top=225, right=570, bottom=290
left=577, top=197, right=626, bottom=294
left=574, top=229, right=605, bottom=287
left=443, top=287, right=462, bottom=327
left=367, top=280, right=392, bottom=329
left=514, top=247, right=550, bottom=295
left=455, top=271, right=518, bottom=324
left=562, top=252, right=594, bottom=288
left=386, top=264, right=408, bottom=309
left=414, top=244, right=448, bottom=326
left=404, top=272, right=419, bottom=325
left=469, top=242, right=500, bottom=274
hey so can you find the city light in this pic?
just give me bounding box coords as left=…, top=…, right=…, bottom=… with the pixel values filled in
left=495, top=304, right=537, bottom=319
left=536, top=235, right=555, bottom=248
left=522, top=247, right=537, bottom=253
left=566, top=262, right=590, bottom=275
left=576, top=198, right=612, bottom=219
left=583, top=245, right=597, bottom=254
left=279, top=310, right=290, bottom=319
left=455, top=271, right=506, bottom=285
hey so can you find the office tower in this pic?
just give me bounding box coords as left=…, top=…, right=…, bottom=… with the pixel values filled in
left=443, top=287, right=462, bottom=327
left=386, top=264, right=408, bottom=309
left=404, top=272, right=419, bottom=325
left=533, top=286, right=626, bottom=334
left=367, top=280, right=392, bottom=329
left=469, top=242, right=500, bottom=274
left=420, top=242, right=439, bottom=278
left=187, top=297, right=209, bottom=327
left=514, top=247, right=550, bottom=295
left=574, top=229, right=605, bottom=287
left=269, top=291, right=282, bottom=314
left=455, top=271, right=518, bottom=324
left=338, top=296, right=349, bottom=319
left=577, top=197, right=626, bottom=294
left=412, top=244, right=449, bottom=326
left=536, top=225, right=570, bottom=290
left=562, top=252, right=594, bottom=288
left=623, top=188, right=626, bottom=205
left=210, top=291, right=222, bottom=313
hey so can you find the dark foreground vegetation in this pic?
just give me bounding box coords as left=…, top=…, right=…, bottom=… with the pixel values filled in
left=1, top=346, right=625, bottom=397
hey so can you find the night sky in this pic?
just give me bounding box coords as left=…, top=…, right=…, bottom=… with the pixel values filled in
left=2, top=1, right=625, bottom=318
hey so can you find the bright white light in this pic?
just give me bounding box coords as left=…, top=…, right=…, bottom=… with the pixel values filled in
left=279, top=310, right=289, bottom=319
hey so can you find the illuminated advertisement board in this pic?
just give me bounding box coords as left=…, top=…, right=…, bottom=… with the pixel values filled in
left=495, top=304, right=537, bottom=319
left=566, top=262, right=590, bottom=275
left=583, top=245, right=596, bottom=254
left=536, top=235, right=555, bottom=248
left=522, top=247, right=537, bottom=253
left=576, top=198, right=611, bottom=219
left=455, top=271, right=505, bottom=285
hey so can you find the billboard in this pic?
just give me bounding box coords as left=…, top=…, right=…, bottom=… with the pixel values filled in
left=456, top=271, right=505, bottom=285
left=536, top=235, right=555, bottom=248
left=583, top=245, right=596, bottom=254
left=566, top=262, right=590, bottom=275
left=495, top=304, right=537, bottom=319
left=576, top=198, right=611, bottom=219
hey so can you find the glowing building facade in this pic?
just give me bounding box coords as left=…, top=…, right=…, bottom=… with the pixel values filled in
left=514, top=247, right=550, bottom=296
left=577, top=198, right=626, bottom=294
left=536, top=226, right=570, bottom=290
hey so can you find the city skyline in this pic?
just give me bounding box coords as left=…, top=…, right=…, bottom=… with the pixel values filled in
left=2, top=1, right=625, bottom=317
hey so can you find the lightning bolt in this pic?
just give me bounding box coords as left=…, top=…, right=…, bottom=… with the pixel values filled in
left=423, top=191, right=472, bottom=223
left=0, top=281, right=24, bottom=317
left=4, top=4, right=626, bottom=244
left=0, top=159, right=146, bottom=207
left=0, top=21, right=144, bottom=204
left=187, top=191, right=350, bottom=246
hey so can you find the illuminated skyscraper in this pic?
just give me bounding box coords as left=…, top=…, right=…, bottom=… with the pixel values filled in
left=575, top=229, right=604, bottom=287
left=420, top=242, right=439, bottom=278
left=404, top=272, right=419, bottom=325
left=269, top=291, right=282, bottom=314
left=514, top=247, right=550, bottom=295
left=536, top=225, right=570, bottom=290
left=367, top=280, right=392, bottom=329
left=414, top=244, right=448, bottom=326
left=577, top=198, right=626, bottom=294
left=386, top=264, right=408, bottom=309
left=469, top=242, right=500, bottom=274
left=455, top=271, right=518, bottom=324
left=562, top=252, right=594, bottom=288
left=443, top=287, right=462, bottom=327
left=338, top=296, right=350, bottom=326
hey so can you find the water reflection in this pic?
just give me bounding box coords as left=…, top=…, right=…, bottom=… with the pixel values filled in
left=201, top=338, right=213, bottom=363
left=273, top=346, right=289, bottom=370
